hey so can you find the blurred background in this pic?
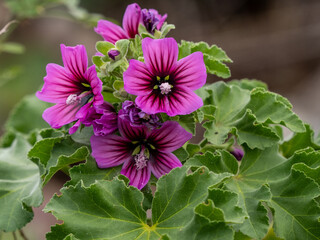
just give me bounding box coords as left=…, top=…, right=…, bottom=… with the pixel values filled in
left=0, top=0, right=320, bottom=239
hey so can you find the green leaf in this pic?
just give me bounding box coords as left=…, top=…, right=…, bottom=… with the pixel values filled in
left=228, top=79, right=268, bottom=91
left=28, top=128, right=65, bottom=168
left=224, top=184, right=272, bottom=239
left=151, top=166, right=226, bottom=238
left=180, top=214, right=234, bottom=240
left=196, top=188, right=246, bottom=224
left=232, top=110, right=280, bottom=149
left=280, top=124, right=320, bottom=158
left=45, top=178, right=149, bottom=240
left=206, top=82, right=250, bottom=124
left=46, top=166, right=226, bottom=239
left=113, top=79, right=124, bottom=91
left=186, top=143, right=201, bottom=157
left=178, top=113, right=196, bottom=135
left=0, top=134, right=42, bottom=231
left=65, top=156, right=121, bottom=187
left=292, top=162, right=320, bottom=186
left=269, top=168, right=320, bottom=240
left=172, top=147, right=189, bottom=162
left=204, top=57, right=231, bottom=78
left=71, top=126, right=93, bottom=146
left=246, top=88, right=305, bottom=132
left=186, top=150, right=238, bottom=175
left=190, top=42, right=232, bottom=62
left=95, top=41, right=114, bottom=55
left=160, top=23, right=175, bottom=38
left=178, top=41, right=231, bottom=78
left=5, top=94, right=51, bottom=134
left=43, top=146, right=89, bottom=185
left=115, top=39, right=130, bottom=57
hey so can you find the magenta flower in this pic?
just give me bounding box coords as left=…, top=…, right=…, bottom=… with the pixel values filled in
left=91, top=118, right=192, bottom=189
left=36, top=44, right=103, bottom=134
left=95, top=3, right=167, bottom=44
left=82, top=102, right=118, bottom=136
left=123, top=37, right=207, bottom=116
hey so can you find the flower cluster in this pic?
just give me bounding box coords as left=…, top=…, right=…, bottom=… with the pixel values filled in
left=37, top=3, right=207, bottom=189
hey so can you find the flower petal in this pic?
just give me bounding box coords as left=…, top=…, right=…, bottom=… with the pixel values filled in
left=148, top=121, right=192, bottom=152
left=36, top=63, right=81, bottom=103
left=172, top=52, right=207, bottom=90
left=69, top=120, right=81, bottom=135
left=60, top=44, right=88, bottom=80
left=166, top=87, right=203, bottom=116
left=118, top=115, right=148, bottom=141
left=148, top=9, right=167, bottom=30
left=123, top=59, right=154, bottom=95
left=142, top=37, right=178, bottom=76
left=84, top=65, right=104, bottom=105
left=135, top=91, right=168, bottom=115
left=95, top=20, right=128, bottom=44
left=42, top=103, right=80, bottom=129
left=121, top=159, right=151, bottom=189
left=122, top=3, right=141, bottom=38
left=91, top=134, right=132, bottom=168
left=149, top=152, right=182, bottom=179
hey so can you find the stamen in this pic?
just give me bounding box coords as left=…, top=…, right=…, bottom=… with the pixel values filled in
left=159, top=82, right=172, bottom=95
left=66, top=94, right=79, bottom=105
left=134, top=151, right=148, bottom=170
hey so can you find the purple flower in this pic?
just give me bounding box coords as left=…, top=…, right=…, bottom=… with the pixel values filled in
left=230, top=148, right=244, bottom=161
left=36, top=44, right=103, bottom=134
left=94, top=3, right=167, bottom=44
left=108, top=49, right=120, bottom=60
left=123, top=37, right=207, bottom=116
left=119, top=100, right=161, bottom=129
left=141, top=8, right=167, bottom=34
left=91, top=118, right=192, bottom=189
left=82, top=102, right=118, bottom=136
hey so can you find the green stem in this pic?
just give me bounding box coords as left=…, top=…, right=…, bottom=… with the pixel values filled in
left=12, top=232, right=17, bottom=240
left=19, top=230, right=29, bottom=240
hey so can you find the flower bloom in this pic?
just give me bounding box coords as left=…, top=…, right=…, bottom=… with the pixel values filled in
left=119, top=100, right=160, bottom=129
left=123, top=37, right=207, bottom=116
left=36, top=44, right=103, bottom=134
left=82, top=102, right=118, bottom=136
left=91, top=118, right=192, bottom=189
left=95, top=3, right=167, bottom=44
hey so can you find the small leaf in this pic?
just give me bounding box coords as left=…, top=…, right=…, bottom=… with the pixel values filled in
left=186, top=150, right=238, bottom=175
left=115, top=39, right=130, bottom=57
left=186, top=143, right=201, bottom=157
left=113, top=79, right=124, bottom=91
left=246, top=89, right=305, bottom=132
left=173, top=147, right=189, bottom=162
left=204, top=57, right=231, bottom=78
left=65, top=156, right=121, bottom=187
left=178, top=113, right=196, bottom=135
left=95, top=41, right=115, bottom=55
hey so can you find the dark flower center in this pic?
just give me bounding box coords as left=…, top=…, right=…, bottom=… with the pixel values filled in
left=153, top=75, right=173, bottom=95
left=66, top=83, right=94, bottom=106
